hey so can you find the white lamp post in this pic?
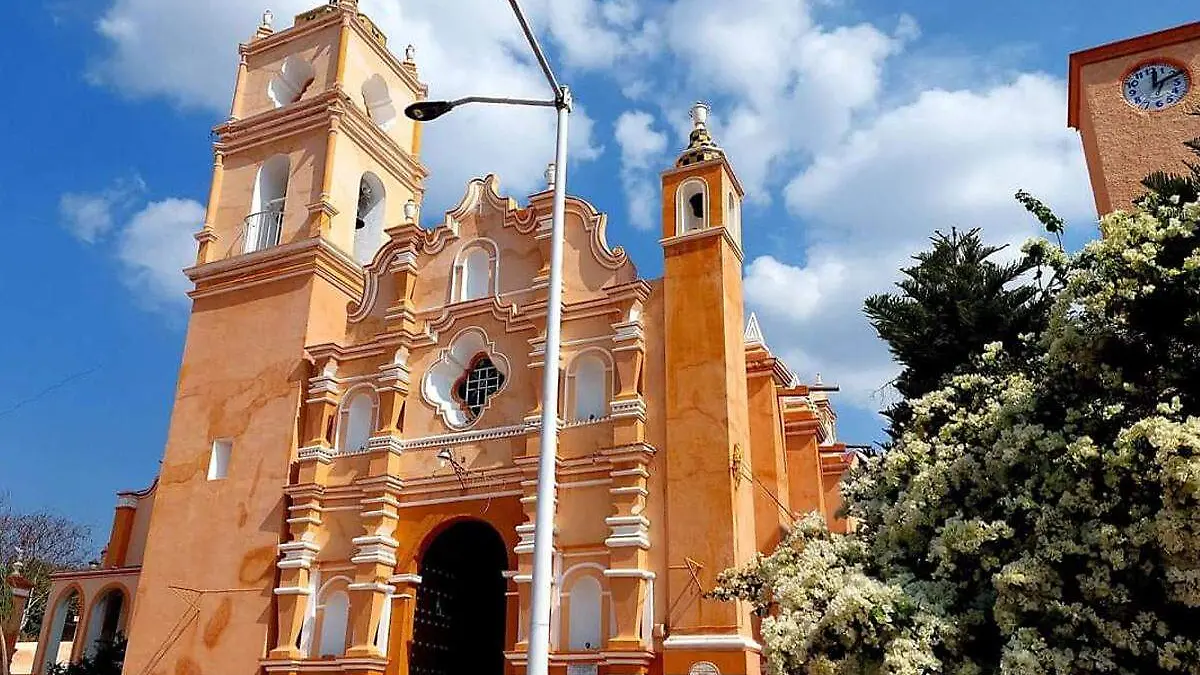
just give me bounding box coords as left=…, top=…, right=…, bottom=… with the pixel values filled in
left=404, top=3, right=568, bottom=674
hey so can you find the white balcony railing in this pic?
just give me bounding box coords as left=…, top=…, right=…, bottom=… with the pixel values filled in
left=243, top=209, right=284, bottom=253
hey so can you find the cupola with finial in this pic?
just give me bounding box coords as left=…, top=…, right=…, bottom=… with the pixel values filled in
left=660, top=101, right=744, bottom=248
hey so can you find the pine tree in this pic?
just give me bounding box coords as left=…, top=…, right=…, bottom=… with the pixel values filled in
left=864, top=227, right=1052, bottom=438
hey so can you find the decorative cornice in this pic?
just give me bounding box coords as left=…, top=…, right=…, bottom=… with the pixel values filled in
left=49, top=566, right=141, bottom=581
left=662, top=634, right=762, bottom=652
left=185, top=236, right=363, bottom=302
left=659, top=223, right=744, bottom=262
left=1068, top=21, right=1200, bottom=129
left=603, top=568, right=656, bottom=580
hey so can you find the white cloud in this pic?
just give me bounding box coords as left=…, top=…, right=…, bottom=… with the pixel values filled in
left=90, top=0, right=607, bottom=213
left=59, top=177, right=198, bottom=311
left=60, top=194, right=116, bottom=243
left=116, top=199, right=204, bottom=310
left=746, top=74, right=1092, bottom=412
left=58, top=176, right=146, bottom=243
left=614, top=110, right=669, bottom=229
left=659, top=0, right=910, bottom=200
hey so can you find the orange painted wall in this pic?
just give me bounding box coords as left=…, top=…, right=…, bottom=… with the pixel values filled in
left=1073, top=33, right=1200, bottom=214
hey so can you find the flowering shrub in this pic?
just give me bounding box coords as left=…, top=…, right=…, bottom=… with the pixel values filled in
left=714, top=195, right=1200, bottom=674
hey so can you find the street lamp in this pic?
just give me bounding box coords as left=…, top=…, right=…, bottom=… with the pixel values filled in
left=404, top=4, right=569, bottom=675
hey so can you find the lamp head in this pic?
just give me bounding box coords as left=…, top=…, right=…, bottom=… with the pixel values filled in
left=405, top=100, right=456, bottom=122
left=437, top=448, right=453, bottom=463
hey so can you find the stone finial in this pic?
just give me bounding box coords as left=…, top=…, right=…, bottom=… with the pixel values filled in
left=405, top=44, right=416, bottom=63
left=676, top=100, right=724, bottom=167
left=254, top=8, right=275, bottom=39
left=404, top=199, right=418, bottom=223
left=545, top=162, right=557, bottom=190
left=814, top=372, right=824, bottom=386
left=690, top=101, right=710, bottom=130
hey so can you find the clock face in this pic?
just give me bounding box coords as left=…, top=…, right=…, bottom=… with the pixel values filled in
left=1123, top=63, right=1191, bottom=111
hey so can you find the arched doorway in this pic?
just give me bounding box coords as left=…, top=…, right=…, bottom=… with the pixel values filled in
left=410, top=519, right=508, bottom=675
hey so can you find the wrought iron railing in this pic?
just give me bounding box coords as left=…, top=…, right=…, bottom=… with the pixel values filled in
left=243, top=209, right=283, bottom=253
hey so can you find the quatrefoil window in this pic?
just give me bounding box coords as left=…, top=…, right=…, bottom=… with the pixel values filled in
left=422, top=328, right=511, bottom=429
left=454, top=354, right=506, bottom=422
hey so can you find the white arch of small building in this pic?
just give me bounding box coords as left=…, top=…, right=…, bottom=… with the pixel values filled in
left=38, top=585, right=85, bottom=674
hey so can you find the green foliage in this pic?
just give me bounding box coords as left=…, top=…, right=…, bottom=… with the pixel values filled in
left=46, top=635, right=126, bottom=675
left=715, top=195, right=1200, bottom=674
left=864, top=227, right=1053, bottom=438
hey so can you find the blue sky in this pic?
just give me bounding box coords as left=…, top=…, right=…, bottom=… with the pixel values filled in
left=2, top=0, right=1196, bottom=547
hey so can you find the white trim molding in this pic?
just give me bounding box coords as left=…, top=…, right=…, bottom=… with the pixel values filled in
left=662, top=634, right=762, bottom=652
left=387, top=574, right=422, bottom=585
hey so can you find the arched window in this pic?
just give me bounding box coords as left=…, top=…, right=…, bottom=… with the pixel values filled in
left=567, top=575, right=603, bottom=651
left=452, top=243, right=495, bottom=302
left=40, top=588, right=81, bottom=672
left=247, top=155, right=290, bottom=253
left=726, top=191, right=741, bottom=242
left=337, top=387, right=378, bottom=453
left=316, top=581, right=350, bottom=657
left=268, top=55, right=315, bottom=108
left=676, top=179, right=708, bottom=234
left=570, top=352, right=610, bottom=422
left=362, top=75, right=398, bottom=131
left=354, top=173, right=386, bottom=264
left=82, top=588, right=127, bottom=657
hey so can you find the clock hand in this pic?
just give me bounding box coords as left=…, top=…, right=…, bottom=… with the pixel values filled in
left=1154, top=69, right=1184, bottom=94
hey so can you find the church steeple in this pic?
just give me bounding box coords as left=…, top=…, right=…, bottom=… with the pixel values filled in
left=659, top=101, right=743, bottom=248
left=658, top=102, right=759, bottom=674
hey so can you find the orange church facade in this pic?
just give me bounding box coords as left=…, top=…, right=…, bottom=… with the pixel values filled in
left=26, top=3, right=851, bottom=675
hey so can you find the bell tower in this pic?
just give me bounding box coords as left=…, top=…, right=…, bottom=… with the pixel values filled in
left=122, top=4, right=428, bottom=675
left=659, top=103, right=759, bottom=675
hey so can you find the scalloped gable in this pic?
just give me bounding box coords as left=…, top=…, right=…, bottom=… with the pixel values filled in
left=349, top=174, right=638, bottom=325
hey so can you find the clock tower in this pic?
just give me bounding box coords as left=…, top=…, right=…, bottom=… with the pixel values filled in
left=1069, top=22, right=1200, bottom=215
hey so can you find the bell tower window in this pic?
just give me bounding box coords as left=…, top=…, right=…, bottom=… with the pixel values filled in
left=353, top=173, right=386, bottom=264
left=268, top=55, right=315, bottom=108
left=676, top=179, right=708, bottom=234
left=246, top=154, right=290, bottom=253
left=362, top=75, right=398, bottom=131
left=454, top=354, right=506, bottom=422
